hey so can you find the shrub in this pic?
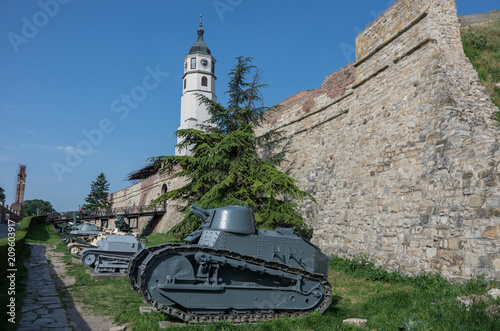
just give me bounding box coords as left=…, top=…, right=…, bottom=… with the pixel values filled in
left=0, top=217, right=32, bottom=285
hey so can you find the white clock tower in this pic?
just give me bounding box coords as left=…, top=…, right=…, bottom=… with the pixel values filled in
left=177, top=15, right=217, bottom=156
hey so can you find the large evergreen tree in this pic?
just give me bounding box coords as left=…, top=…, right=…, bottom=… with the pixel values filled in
left=150, top=57, right=315, bottom=238
left=82, top=173, right=110, bottom=210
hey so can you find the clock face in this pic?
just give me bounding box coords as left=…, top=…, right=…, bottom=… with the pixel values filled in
left=200, top=58, right=209, bottom=68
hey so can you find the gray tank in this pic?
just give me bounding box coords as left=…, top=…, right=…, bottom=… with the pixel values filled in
left=69, top=222, right=101, bottom=236
left=128, top=205, right=331, bottom=323
left=81, top=235, right=144, bottom=274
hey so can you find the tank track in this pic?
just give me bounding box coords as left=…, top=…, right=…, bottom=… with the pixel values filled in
left=81, top=250, right=135, bottom=274
left=128, top=243, right=184, bottom=291
left=138, top=245, right=332, bottom=324
left=68, top=243, right=96, bottom=257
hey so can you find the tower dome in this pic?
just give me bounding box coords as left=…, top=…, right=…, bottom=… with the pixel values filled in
left=189, top=15, right=211, bottom=55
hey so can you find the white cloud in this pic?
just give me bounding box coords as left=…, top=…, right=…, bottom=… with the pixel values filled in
left=54, top=145, right=87, bottom=154
left=14, top=143, right=86, bottom=154
left=4, top=143, right=102, bottom=156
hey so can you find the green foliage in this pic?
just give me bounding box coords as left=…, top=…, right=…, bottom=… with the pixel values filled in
left=330, top=255, right=500, bottom=331
left=461, top=19, right=500, bottom=120
left=22, top=199, right=55, bottom=216
left=82, top=172, right=110, bottom=210
left=0, top=216, right=32, bottom=285
left=398, top=314, right=424, bottom=330
left=0, top=186, right=5, bottom=203
left=26, top=223, right=61, bottom=245
left=329, top=253, right=458, bottom=290
left=145, top=232, right=181, bottom=246
left=150, top=57, right=314, bottom=239
left=462, top=28, right=488, bottom=50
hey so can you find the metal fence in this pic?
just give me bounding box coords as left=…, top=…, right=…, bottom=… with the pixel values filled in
left=57, top=203, right=167, bottom=221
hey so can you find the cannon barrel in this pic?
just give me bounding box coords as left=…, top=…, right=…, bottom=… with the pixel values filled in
left=190, top=205, right=211, bottom=221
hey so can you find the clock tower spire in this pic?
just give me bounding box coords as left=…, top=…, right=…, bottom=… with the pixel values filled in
left=177, top=15, right=217, bottom=156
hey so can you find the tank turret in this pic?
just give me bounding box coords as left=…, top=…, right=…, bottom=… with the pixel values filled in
left=192, top=204, right=256, bottom=234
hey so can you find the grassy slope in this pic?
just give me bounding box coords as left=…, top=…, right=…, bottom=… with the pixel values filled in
left=461, top=18, right=500, bottom=118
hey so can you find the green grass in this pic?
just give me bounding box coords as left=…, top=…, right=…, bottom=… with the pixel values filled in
left=13, top=226, right=500, bottom=330
left=26, top=223, right=64, bottom=245
left=144, top=232, right=180, bottom=246
left=461, top=18, right=500, bottom=117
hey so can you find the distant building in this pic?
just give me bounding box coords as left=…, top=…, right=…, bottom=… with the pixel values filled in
left=11, top=165, right=26, bottom=215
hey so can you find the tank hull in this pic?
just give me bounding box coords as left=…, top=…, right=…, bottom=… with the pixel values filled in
left=81, top=235, right=144, bottom=274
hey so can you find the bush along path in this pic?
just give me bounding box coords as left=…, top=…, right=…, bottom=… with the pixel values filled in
left=18, top=243, right=120, bottom=331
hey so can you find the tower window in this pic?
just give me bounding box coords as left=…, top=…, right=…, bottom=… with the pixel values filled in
left=191, top=58, right=196, bottom=69
left=184, top=79, right=186, bottom=89
left=211, top=61, right=215, bottom=74
left=201, top=76, right=208, bottom=87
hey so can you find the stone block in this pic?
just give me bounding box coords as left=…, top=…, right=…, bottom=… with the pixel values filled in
left=488, top=288, right=500, bottom=300
left=343, top=318, right=368, bottom=327
left=426, top=247, right=437, bottom=259
left=448, top=238, right=458, bottom=250
left=483, top=226, right=499, bottom=239
left=158, top=321, right=183, bottom=329
left=469, top=196, right=485, bottom=207
left=139, top=306, right=156, bottom=314
left=109, top=327, right=126, bottom=331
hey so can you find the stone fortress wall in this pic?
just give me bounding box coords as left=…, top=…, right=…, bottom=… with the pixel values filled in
left=108, top=173, right=185, bottom=234
left=256, top=0, right=500, bottom=280
left=109, top=0, right=500, bottom=279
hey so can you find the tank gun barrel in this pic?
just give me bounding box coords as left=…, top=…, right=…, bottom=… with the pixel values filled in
left=190, top=205, right=211, bottom=220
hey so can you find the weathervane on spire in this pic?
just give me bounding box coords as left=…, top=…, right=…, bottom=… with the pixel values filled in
left=200, top=14, right=203, bottom=27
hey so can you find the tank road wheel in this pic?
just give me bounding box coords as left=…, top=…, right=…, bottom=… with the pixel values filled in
left=143, top=253, right=195, bottom=306
left=82, top=253, right=96, bottom=267
left=69, top=245, right=81, bottom=256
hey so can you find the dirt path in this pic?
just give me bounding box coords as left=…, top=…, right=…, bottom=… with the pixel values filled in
left=36, top=245, right=120, bottom=331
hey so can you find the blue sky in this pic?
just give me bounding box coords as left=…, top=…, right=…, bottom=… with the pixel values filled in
left=0, top=0, right=498, bottom=212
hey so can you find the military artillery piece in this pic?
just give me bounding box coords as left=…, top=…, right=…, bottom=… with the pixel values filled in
left=81, top=235, right=144, bottom=274
left=112, top=213, right=131, bottom=234
left=128, top=205, right=331, bottom=323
